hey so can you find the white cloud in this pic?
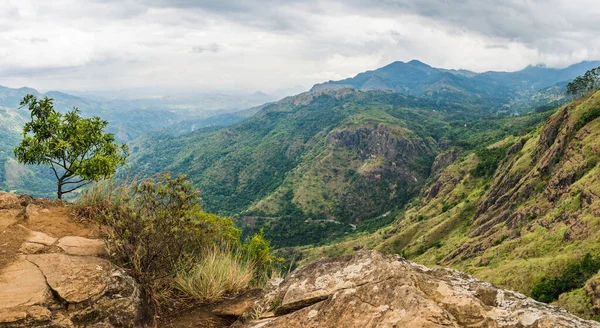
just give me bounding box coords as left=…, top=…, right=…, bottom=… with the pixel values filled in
left=0, top=0, right=598, bottom=94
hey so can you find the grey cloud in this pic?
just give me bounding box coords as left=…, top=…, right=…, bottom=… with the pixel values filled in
left=191, top=43, right=221, bottom=54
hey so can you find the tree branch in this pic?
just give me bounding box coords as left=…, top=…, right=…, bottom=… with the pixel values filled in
left=61, top=181, right=92, bottom=194
left=62, top=178, right=87, bottom=185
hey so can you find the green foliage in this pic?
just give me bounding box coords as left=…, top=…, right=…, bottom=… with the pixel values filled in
left=242, top=229, right=283, bottom=285
left=14, top=95, right=128, bottom=198
left=470, top=146, right=510, bottom=178
left=127, top=89, right=556, bottom=247
left=75, top=173, right=241, bottom=300
left=531, top=253, right=600, bottom=303
left=568, top=67, right=600, bottom=98
left=574, top=105, right=600, bottom=132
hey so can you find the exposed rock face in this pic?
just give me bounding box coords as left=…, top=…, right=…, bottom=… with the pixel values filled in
left=237, top=251, right=599, bottom=328
left=0, top=192, right=148, bottom=328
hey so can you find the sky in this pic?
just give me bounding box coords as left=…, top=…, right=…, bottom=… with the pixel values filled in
left=0, top=0, right=599, bottom=96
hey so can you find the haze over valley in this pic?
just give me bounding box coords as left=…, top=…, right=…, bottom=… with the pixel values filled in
left=3, top=1, right=600, bottom=327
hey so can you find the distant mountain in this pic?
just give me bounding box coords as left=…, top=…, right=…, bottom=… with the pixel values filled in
left=0, top=85, right=270, bottom=197
left=311, top=60, right=600, bottom=112
left=126, top=88, right=554, bottom=247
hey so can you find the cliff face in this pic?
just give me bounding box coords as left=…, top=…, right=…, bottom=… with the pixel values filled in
left=295, top=91, right=600, bottom=319
left=252, top=118, right=436, bottom=223
left=236, top=251, right=599, bottom=328
left=0, top=193, right=148, bottom=327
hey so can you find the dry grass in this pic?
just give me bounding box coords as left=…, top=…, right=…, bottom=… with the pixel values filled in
left=174, top=247, right=255, bottom=302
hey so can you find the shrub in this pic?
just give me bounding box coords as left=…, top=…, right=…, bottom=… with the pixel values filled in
left=242, top=229, right=283, bottom=285
left=174, top=247, right=254, bottom=302
left=75, top=173, right=241, bottom=301
left=470, top=145, right=509, bottom=178
left=531, top=253, right=600, bottom=303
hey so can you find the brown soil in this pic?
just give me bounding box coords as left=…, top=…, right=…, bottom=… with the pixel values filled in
left=24, top=205, right=100, bottom=238
left=158, top=307, right=234, bottom=328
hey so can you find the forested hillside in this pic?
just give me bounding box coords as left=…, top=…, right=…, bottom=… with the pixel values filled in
left=296, top=89, right=600, bottom=319
left=127, top=86, right=555, bottom=246
left=0, top=86, right=267, bottom=197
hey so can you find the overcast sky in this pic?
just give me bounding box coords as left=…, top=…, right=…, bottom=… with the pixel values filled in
left=0, top=0, right=599, bottom=96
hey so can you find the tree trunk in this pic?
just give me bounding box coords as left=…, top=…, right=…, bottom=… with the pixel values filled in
left=57, top=179, right=63, bottom=200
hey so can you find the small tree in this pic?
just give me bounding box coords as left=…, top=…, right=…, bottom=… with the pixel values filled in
left=14, top=94, right=128, bottom=199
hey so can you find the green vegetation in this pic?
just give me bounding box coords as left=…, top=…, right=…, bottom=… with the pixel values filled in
left=174, top=247, right=255, bottom=302
left=531, top=253, right=600, bottom=303
left=294, top=90, right=600, bottom=320
left=568, top=66, right=600, bottom=98
left=470, top=145, right=510, bottom=178
left=14, top=95, right=128, bottom=199
left=127, top=88, right=556, bottom=247
left=74, top=173, right=280, bottom=307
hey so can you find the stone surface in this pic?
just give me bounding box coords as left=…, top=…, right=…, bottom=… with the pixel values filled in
left=0, top=258, right=50, bottom=311
left=212, top=289, right=264, bottom=318
left=18, top=242, right=46, bottom=254
left=0, top=197, right=148, bottom=328
left=56, top=236, right=107, bottom=256
left=27, top=253, right=112, bottom=303
left=237, top=251, right=600, bottom=328
left=23, top=228, right=58, bottom=246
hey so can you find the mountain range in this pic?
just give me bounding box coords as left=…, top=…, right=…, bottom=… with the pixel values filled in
left=0, top=86, right=274, bottom=197
left=312, top=60, right=600, bottom=113
left=123, top=60, right=599, bottom=246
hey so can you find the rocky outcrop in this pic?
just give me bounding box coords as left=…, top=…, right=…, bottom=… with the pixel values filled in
left=0, top=192, right=148, bottom=328
left=237, top=251, right=599, bottom=328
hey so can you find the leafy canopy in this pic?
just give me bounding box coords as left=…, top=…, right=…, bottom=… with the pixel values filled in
left=14, top=94, right=128, bottom=198
left=567, top=66, right=600, bottom=98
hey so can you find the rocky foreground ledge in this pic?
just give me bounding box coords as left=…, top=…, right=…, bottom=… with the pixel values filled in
left=0, top=193, right=147, bottom=327
left=234, top=251, right=600, bottom=328
left=1, top=191, right=598, bottom=327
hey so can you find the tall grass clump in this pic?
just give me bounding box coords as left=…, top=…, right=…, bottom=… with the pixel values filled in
left=174, top=247, right=255, bottom=302
left=73, top=172, right=282, bottom=308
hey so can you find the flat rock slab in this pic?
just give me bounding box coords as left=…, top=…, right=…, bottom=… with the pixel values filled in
left=0, top=259, right=51, bottom=321
left=23, top=228, right=58, bottom=246
left=239, top=251, right=600, bottom=328
left=27, top=253, right=112, bottom=303
left=57, top=236, right=106, bottom=256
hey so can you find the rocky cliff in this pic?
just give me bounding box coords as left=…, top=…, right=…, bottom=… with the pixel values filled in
left=2, top=192, right=599, bottom=327
left=235, top=251, right=598, bottom=328
left=0, top=192, right=148, bottom=327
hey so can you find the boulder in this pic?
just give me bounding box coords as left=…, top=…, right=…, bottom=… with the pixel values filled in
left=0, top=252, right=147, bottom=327
left=56, top=236, right=107, bottom=256
left=237, top=251, right=600, bottom=328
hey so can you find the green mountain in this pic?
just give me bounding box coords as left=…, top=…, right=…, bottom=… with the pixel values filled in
left=298, top=90, right=600, bottom=320
left=0, top=86, right=265, bottom=197
left=312, top=60, right=599, bottom=113
left=127, top=85, right=554, bottom=246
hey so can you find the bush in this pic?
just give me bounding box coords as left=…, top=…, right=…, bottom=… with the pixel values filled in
left=242, top=229, right=283, bottom=285
left=174, top=247, right=254, bottom=302
left=531, top=253, right=600, bottom=303
left=470, top=145, right=509, bottom=178
left=75, top=173, right=241, bottom=301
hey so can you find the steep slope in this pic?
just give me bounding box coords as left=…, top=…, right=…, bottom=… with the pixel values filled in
left=127, top=88, right=554, bottom=247
left=299, top=90, right=600, bottom=319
